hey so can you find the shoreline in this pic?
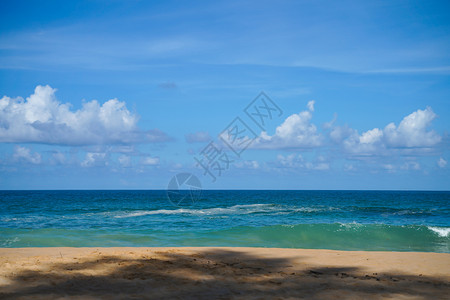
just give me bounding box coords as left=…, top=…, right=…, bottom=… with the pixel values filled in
left=1, top=246, right=449, bottom=252
left=1, top=247, right=449, bottom=299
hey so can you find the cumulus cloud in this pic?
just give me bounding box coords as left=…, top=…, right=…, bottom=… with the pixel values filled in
left=276, top=154, right=329, bottom=170
left=438, top=157, right=447, bottom=168
left=13, top=146, right=41, bottom=164
left=401, top=161, right=420, bottom=170
left=81, top=152, right=107, bottom=167
left=339, top=107, right=441, bottom=155
left=383, top=164, right=395, bottom=173
left=255, top=102, right=443, bottom=173
left=235, top=160, right=260, bottom=169
left=384, top=107, right=441, bottom=147
left=277, top=154, right=303, bottom=168
left=252, top=101, right=322, bottom=149
left=342, top=127, right=385, bottom=154
left=329, top=125, right=355, bottom=143
left=141, top=156, right=159, bottom=165
left=251, top=102, right=441, bottom=155
left=344, top=164, right=355, bottom=171
left=118, top=155, right=131, bottom=167
left=51, top=151, right=66, bottom=165
left=0, top=85, right=170, bottom=145
left=307, top=100, right=315, bottom=112
left=185, top=131, right=211, bottom=143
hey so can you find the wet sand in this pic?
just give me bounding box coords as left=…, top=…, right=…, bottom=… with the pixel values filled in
left=0, top=247, right=449, bottom=299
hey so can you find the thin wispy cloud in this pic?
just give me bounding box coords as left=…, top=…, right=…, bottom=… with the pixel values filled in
left=1, top=1, right=448, bottom=74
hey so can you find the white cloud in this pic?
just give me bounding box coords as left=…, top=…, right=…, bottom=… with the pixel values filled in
left=342, top=127, right=385, bottom=154
left=81, top=152, right=107, bottom=167
left=401, top=161, right=421, bottom=170
left=383, top=164, right=395, bottom=173
left=277, top=154, right=304, bottom=168
left=305, top=161, right=330, bottom=170
left=185, top=131, right=211, bottom=143
left=259, top=103, right=443, bottom=173
left=359, top=128, right=383, bottom=144
left=329, top=125, right=355, bottom=143
left=323, top=113, right=337, bottom=130
left=307, top=100, right=315, bottom=112
left=171, top=163, right=183, bottom=169
left=235, top=160, right=260, bottom=169
left=340, top=107, right=441, bottom=155
left=13, top=146, right=41, bottom=164
left=142, top=156, right=159, bottom=166
left=344, top=164, right=355, bottom=171
left=384, top=107, right=441, bottom=147
left=118, top=155, right=131, bottom=167
left=51, top=151, right=66, bottom=164
left=438, top=157, right=447, bottom=168
left=0, top=85, right=169, bottom=145
left=276, top=154, right=329, bottom=171
left=254, top=101, right=437, bottom=152
left=252, top=102, right=322, bottom=149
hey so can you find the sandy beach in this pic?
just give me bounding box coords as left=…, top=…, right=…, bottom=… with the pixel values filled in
left=0, top=247, right=448, bottom=299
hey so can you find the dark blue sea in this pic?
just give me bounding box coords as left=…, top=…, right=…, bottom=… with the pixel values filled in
left=0, top=190, right=449, bottom=252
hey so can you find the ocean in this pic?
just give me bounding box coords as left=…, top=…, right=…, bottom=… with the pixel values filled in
left=0, top=190, right=449, bottom=252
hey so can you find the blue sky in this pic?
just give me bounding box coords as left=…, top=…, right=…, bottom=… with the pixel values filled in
left=0, top=0, right=449, bottom=190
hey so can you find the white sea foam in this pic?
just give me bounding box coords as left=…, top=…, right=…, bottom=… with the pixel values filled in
left=115, top=204, right=273, bottom=218
left=294, top=207, right=340, bottom=213
left=428, top=226, right=450, bottom=237
left=0, top=217, right=18, bottom=222
left=1, top=237, right=19, bottom=247
left=114, top=203, right=333, bottom=218
left=337, top=222, right=364, bottom=230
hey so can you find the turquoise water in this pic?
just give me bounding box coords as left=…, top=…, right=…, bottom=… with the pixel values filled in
left=0, top=190, right=449, bottom=252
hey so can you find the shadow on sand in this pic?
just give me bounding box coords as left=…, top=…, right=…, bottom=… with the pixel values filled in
left=0, top=249, right=449, bottom=299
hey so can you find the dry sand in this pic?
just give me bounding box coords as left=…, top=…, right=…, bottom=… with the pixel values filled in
left=0, top=247, right=449, bottom=299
